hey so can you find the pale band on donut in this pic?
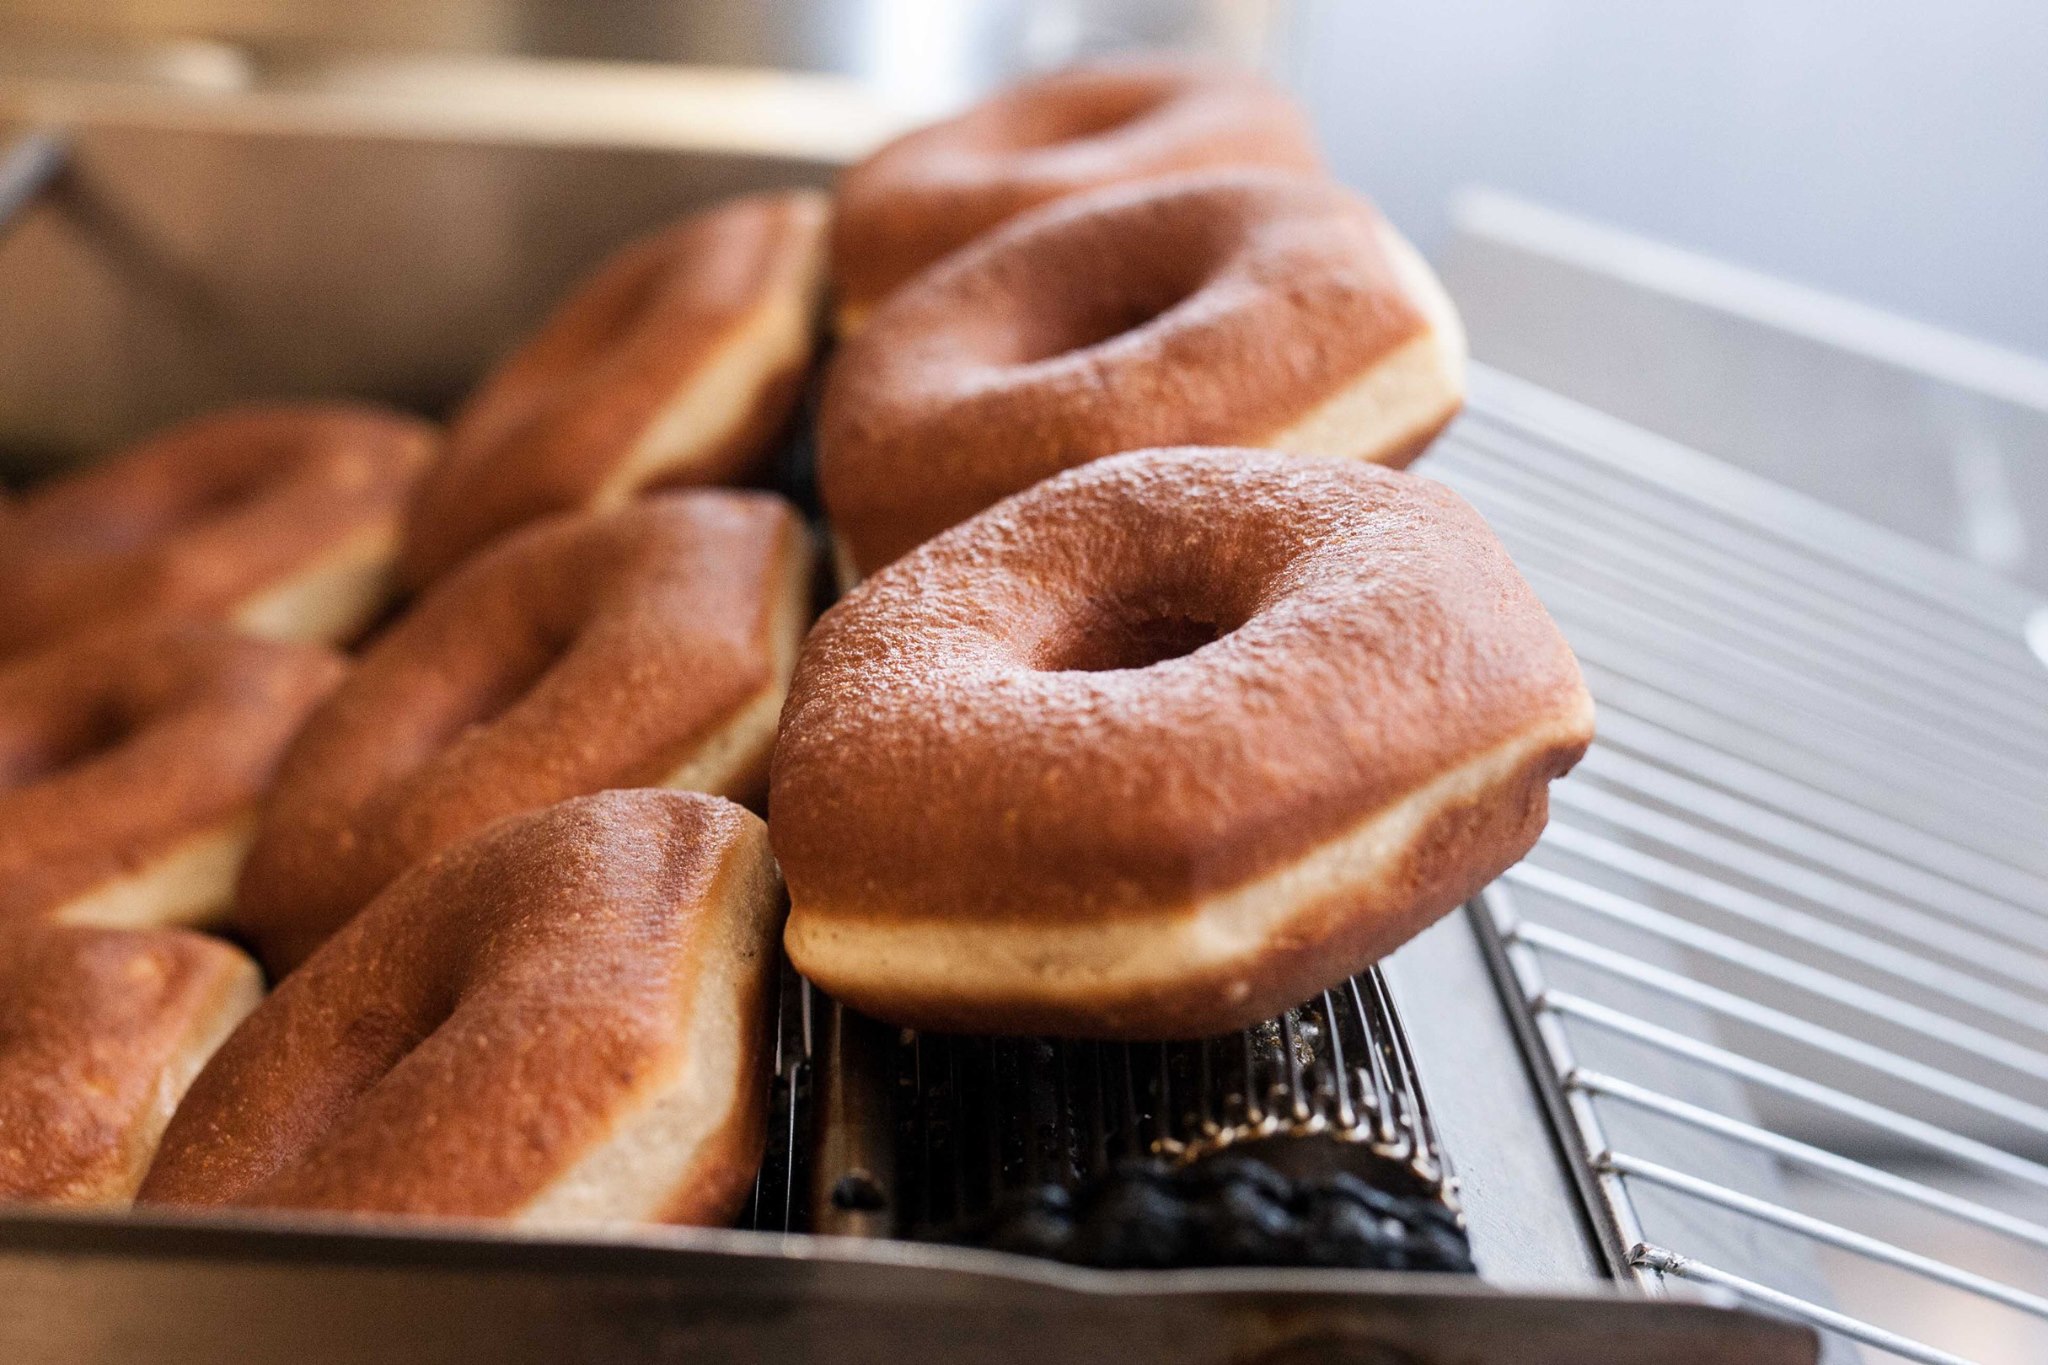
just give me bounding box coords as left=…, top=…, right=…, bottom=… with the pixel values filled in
left=818, top=169, right=1466, bottom=579
left=141, top=790, right=782, bottom=1228
left=399, top=190, right=831, bottom=586
left=0, top=924, right=262, bottom=1207
left=0, top=622, right=346, bottom=931
left=830, top=57, right=1323, bottom=332
left=236, top=490, right=814, bottom=974
left=0, top=404, right=436, bottom=656
left=772, top=448, right=1592, bottom=1039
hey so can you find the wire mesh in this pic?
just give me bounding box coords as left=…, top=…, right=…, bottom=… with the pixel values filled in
left=1438, top=368, right=2048, bottom=1365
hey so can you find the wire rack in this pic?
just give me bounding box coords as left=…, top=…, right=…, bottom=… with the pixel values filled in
left=744, top=949, right=1469, bottom=1275
left=1430, top=367, right=2048, bottom=1365
left=892, top=967, right=1456, bottom=1230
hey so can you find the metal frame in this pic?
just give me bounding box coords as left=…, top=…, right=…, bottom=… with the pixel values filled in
left=1441, top=366, right=2048, bottom=1365
left=0, top=1207, right=1813, bottom=1365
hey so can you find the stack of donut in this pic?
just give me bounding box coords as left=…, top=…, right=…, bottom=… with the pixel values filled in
left=817, top=57, right=1467, bottom=580
left=777, top=56, right=1585, bottom=1036
left=0, top=185, right=825, bottom=1222
left=0, top=54, right=1591, bottom=1232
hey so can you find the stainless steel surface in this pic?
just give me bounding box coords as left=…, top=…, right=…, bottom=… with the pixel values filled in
left=0, top=68, right=895, bottom=475
left=1432, top=366, right=2048, bottom=1364
left=0, top=1211, right=1812, bottom=1365
left=807, top=998, right=895, bottom=1240
left=1378, top=914, right=1610, bottom=1288
left=0, top=1, right=1284, bottom=77
left=1441, top=190, right=2048, bottom=596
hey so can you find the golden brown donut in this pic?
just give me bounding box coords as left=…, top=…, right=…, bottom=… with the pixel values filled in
left=400, top=190, right=830, bottom=587
left=237, top=490, right=813, bottom=973
left=0, top=404, right=436, bottom=656
left=831, top=57, right=1321, bottom=331
left=141, top=790, right=782, bottom=1227
left=819, top=169, right=1466, bottom=579
left=0, top=924, right=261, bottom=1207
left=772, top=448, right=1594, bottom=1039
left=0, top=622, right=346, bottom=930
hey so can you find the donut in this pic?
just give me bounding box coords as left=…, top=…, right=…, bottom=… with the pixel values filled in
left=771, top=448, right=1594, bottom=1039
left=0, top=404, right=436, bottom=656
left=818, top=169, right=1466, bottom=578
left=0, top=924, right=261, bottom=1206
left=236, top=490, right=813, bottom=973
left=0, top=622, right=345, bottom=930
left=141, top=790, right=783, bottom=1227
left=400, top=190, right=830, bottom=587
left=830, top=58, right=1321, bottom=331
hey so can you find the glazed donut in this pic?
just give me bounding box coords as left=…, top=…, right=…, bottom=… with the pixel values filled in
left=237, top=490, right=813, bottom=973
left=400, top=190, right=830, bottom=586
left=0, top=404, right=436, bottom=656
left=141, top=790, right=782, bottom=1227
left=0, top=924, right=261, bottom=1207
left=772, top=448, right=1594, bottom=1039
left=831, top=58, right=1321, bottom=331
left=818, top=170, right=1466, bottom=578
left=0, top=622, right=345, bottom=930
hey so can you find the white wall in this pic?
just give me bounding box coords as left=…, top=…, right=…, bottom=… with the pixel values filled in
left=1282, top=0, right=2048, bottom=360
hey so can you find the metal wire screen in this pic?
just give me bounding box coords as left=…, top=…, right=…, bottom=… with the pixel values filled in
left=1434, top=367, right=2048, bottom=1364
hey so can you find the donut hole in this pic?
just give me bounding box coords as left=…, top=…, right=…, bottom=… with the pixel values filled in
left=428, top=624, right=581, bottom=750
left=1038, top=605, right=1233, bottom=673
left=1005, top=262, right=1211, bottom=365
left=0, top=701, right=133, bottom=787
left=1003, top=85, right=1173, bottom=151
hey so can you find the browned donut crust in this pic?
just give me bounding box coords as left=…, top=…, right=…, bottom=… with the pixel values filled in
left=400, top=190, right=830, bottom=587
left=141, top=790, right=783, bottom=1226
left=236, top=491, right=813, bottom=974
left=830, top=58, right=1321, bottom=329
left=0, top=924, right=261, bottom=1207
left=0, top=622, right=346, bottom=930
left=818, top=169, right=1466, bottom=578
left=773, top=448, right=1594, bottom=1039
left=0, top=404, right=437, bottom=656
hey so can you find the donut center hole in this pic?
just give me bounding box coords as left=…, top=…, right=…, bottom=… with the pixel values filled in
left=0, top=702, right=132, bottom=788
left=1040, top=608, right=1230, bottom=673
left=1008, top=270, right=1206, bottom=364
left=1002, top=86, right=1171, bottom=150
left=433, top=626, right=579, bottom=748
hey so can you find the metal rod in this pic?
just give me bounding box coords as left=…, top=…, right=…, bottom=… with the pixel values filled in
left=1533, top=588, right=2048, bottom=800
left=1605, top=1152, right=2048, bottom=1319
left=1321, top=988, right=1359, bottom=1132
left=1542, top=797, right=2048, bottom=991
left=1588, top=708, right=2048, bottom=909
left=1441, top=450, right=2048, bottom=712
left=1470, top=892, right=1646, bottom=1280
left=1537, top=990, right=2048, bottom=1194
left=1570, top=1069, right=2048, bottom=1252
left=1572, top=742, right=2048, bottom=935
left=1541, top=593, right=2048, bottom=806
left=1435, top=446, right=2006, bottom=673
left=1518, top=927, right=2048, bottom=1135
left=1442, top=378, right=2048, bottom=1365
left=1526, top=824, right=2048, bottom=1019
left=1457, top=378, right=2041, bottom=634
left=1457, top=473, right=2048, bottom=742
left=1631, top=1244, right=1977, bottom=1365
left=1581, top=664, right=2048, bottom=873
left=1511, top=883, right=2048, bottom=1083
left=1443, top=410, right=2037, bottom=650
left=1571, top=650, right=2048, bottom=851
